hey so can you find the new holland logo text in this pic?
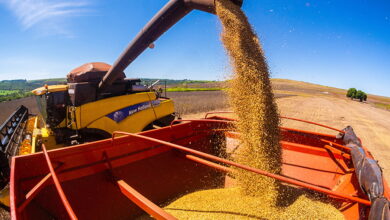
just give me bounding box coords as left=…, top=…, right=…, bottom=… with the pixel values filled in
left=106, top=100, right=160, bottom=123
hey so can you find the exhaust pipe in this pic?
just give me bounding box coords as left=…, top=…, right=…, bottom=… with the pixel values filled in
left=98, top=0, right=243, bottom=93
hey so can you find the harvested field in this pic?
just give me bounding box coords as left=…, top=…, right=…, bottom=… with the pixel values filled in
left=271, top=78, right=390, bottom=111
left=167, top=91, right=228, bottom=116
left=168, top=91, right=292, bottom=116
left=0, top=96, right=37, bottom=122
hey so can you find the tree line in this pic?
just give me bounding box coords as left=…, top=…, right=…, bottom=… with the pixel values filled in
left=346, top=88, right=367, bottom=102
left=0, top=78, right=218, bottom=102
left=0, top=79, right=65, bottom=102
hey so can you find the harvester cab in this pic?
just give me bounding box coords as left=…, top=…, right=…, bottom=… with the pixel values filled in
left=33, top=84, right=69, bottom=129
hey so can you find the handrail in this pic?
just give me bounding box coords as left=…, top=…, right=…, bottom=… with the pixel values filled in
left=111, top=131, right=371, bottom=206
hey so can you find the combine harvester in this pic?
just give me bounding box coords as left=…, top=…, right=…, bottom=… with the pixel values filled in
left=8, top=0, right=390, bottom=219
left=0, top=32, right=176, bottom=191
left=0, top=64, right=175, bottom=208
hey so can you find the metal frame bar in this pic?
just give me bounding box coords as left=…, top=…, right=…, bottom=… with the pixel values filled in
left=42, top=144, right=78, bottom=220
left=17, top=145, right=78, bottom=218
left=117, top=180, right=177, bottom=220
left=169, top=119, right=232, bottom=129
left=323, top=145, right=351, bottom=174
left=279, top=140, right=350, bottom=160
left=280, top=116, right=345, bottom=133
left=17, top=160, right=66, bottom=213
left=279, top=126, right=351, bottom=153
left=111, top=131, right=371, bottom=206
left=320, top=138, right=351, bottom=152
left=17, top=173, right=52, bottom=212
left=204, top=111, right=235, bottom=119
left=323, top=144, right=351, bottom=162
left=226, top=130, right=350, bottom=159
left=187, top=154, right=340, bottom=189
left=205, top=113, right=353, bottom=155
left=201, top=113, right=350, bottom=155
left=203, top=111, right=345, bottom=133
left=186, top=149, right=364, bottom=203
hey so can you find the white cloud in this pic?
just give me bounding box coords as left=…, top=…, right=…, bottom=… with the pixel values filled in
left=1, top=0, right=91, bottom=36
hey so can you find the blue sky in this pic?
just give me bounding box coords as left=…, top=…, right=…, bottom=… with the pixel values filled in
left=0, top=0, right=389, bottom=96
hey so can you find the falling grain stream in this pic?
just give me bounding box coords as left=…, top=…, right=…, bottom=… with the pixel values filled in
left=163, top=0, right=344, bottom=219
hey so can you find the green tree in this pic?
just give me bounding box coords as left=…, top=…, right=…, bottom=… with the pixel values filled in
left=363, top=92, right=367, bottom=101
left=355, top=90, right=364, bottom=102
left=347, top=88, right=368, bottom=102
left=346, top=88, right=357, bottom=99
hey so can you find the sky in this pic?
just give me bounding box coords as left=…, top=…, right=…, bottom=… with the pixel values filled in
left=0, top=0, right=389, bottom=96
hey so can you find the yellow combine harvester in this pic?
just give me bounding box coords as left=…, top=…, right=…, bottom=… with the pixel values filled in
left=0, top=62, right=175, bottom=195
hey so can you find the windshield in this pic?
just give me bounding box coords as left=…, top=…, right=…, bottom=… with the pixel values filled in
left=35, top=94, right=47, bottom=124
left=46, top=91, right=68, bottom=128
left=34, top=91, right=68, bottom=127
